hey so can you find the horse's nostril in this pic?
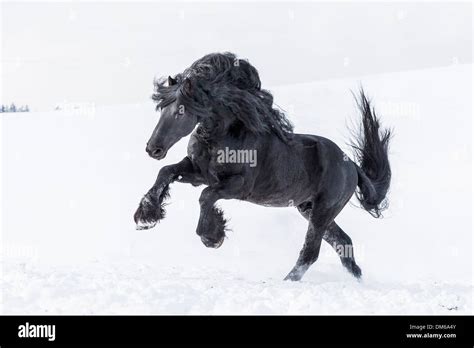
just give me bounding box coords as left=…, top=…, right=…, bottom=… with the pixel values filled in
left=152, top=148, right=163, bottom=156
left=146, top=146, right=164, bottom=158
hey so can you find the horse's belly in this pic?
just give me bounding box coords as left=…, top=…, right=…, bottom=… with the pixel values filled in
left=246, top=198, right=300, bottom=208
left=245, top=186, right=311, bottom=208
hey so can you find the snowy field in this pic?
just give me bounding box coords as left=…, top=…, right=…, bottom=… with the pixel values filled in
left=1, top=64, right=472, bottom=314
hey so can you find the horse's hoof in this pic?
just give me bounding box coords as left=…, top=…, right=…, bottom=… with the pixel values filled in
left=134, top=206, right=159, bottom=230
left=135, top=219, right=157, bottom=230
left=342, top=259, right=362, bottom=279
left=351, top=264, right=362, bottom=279
left=284, top=274, right=301, bottom=281
left=214, top=237, right=224, bottom=248
left=200, top=235, right=224, bottom=249
left=284, top=267, right=304, bottom=281
left=134, top=194, right=165, bottom=230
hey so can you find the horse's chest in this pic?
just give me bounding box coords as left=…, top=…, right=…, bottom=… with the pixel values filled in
left=198, top=152, right=240, bottom=183
left=188, top=139, right=237, bottom=184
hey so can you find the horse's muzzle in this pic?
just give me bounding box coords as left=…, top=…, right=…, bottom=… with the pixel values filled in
left=146, top=145, right=167, bottom=160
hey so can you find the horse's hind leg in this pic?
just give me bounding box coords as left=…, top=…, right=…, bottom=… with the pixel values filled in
left=324, top=222, right=362, bottom=279
left=285, top=201, right=343, bottom=281
left=297, top=204, right=362, bottom=279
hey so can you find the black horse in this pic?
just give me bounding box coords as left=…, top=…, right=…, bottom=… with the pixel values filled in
left=134, top=52, right=392, bottom=281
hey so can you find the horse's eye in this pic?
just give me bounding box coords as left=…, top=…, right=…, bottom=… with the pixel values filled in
left=175, top=111, right=185, bottom=119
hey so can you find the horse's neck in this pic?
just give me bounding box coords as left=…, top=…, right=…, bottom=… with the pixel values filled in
left=196, top=116, right=239, bottom=143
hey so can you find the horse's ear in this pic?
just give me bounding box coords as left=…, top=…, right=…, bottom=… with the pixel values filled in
left=168, top=76, right=177, bottom=86
left=183, top=78, right=193, bottom=95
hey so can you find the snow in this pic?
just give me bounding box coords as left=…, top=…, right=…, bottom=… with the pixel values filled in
left=1, top=64, right=472, bottom=314
left=3, top=262, right=469, bottom=315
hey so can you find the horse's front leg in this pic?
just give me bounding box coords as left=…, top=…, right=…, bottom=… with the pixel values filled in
left=134, top=157, right=202, bottom=230
left=196, top=175, right=245, bottom=248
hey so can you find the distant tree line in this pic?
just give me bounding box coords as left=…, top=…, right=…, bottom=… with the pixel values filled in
left=0, top=103, right=30, bottom=113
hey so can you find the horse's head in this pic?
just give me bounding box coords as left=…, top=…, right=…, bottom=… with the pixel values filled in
left=146, top=76, right=199, bottom=160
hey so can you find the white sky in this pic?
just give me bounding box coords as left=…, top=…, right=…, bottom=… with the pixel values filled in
left=1, top=1, right=472, bottom=110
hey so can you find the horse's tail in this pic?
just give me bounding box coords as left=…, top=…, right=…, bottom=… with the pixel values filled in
left=350, top=88, right=392, bottom=218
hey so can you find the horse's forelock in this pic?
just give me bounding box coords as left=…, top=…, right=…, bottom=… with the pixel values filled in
left=152, top=76, right=181, bottom=110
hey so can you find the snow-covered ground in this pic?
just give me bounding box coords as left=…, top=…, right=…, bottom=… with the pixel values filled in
left=3, top=262, right=469, bottom=314
left=1, top=64, right=472, bottom=314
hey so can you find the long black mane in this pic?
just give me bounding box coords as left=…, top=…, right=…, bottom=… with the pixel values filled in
left=152, top=52, right=294, bottom=142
